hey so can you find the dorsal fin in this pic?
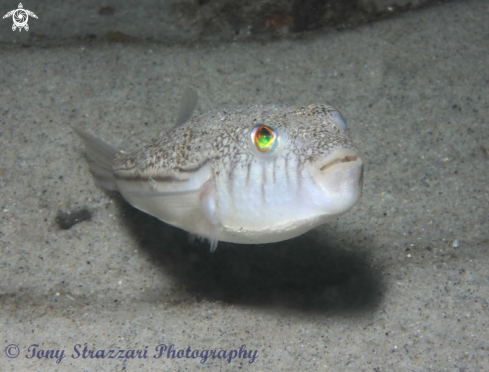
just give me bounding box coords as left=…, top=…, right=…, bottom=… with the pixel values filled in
left=174, top=87, right=198, bottom=127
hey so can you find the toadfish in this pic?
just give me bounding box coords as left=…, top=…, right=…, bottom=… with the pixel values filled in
left=74, top=88, right=363, bottom=251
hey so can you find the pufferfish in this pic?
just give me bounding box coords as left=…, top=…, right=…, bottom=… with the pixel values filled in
left=74, top=88, right=363, bottom=251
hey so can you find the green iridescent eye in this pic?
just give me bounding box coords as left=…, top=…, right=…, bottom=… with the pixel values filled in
left=252, top=125, right=276, bottom=152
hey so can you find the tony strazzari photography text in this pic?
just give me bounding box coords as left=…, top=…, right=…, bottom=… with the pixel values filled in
left=14, top=343, right=258, bottom=364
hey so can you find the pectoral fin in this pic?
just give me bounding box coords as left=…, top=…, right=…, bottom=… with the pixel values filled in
left=118, top=177, right=220, bottom=251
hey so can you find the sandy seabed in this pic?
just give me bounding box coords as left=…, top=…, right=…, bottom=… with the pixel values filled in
left=0, top=0, right=488, bottom=370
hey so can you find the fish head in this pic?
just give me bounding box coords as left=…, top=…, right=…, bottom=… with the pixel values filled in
left=294, top=104, right=364, bottom=217
left=218, top=103, right=363, bottom=239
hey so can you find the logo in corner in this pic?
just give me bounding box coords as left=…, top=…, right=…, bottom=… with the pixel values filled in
left=3, top=3, right=38, bottom=32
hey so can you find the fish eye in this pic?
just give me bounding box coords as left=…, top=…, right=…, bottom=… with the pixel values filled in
left=302, top=132, right=311, bottom=141
left=251, top=125, right=277, bottom=153
left=332, top=110, right=347, bottom=131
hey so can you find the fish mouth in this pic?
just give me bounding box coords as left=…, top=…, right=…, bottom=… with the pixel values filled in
left=308, top=149, right=364, bottom=214
left=318, top=154, right=359, bottom=172
left=313, top=149, right=363, bottom=178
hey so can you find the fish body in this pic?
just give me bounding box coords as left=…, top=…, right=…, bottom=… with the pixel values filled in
left=74, top=90, right=363, bottom=251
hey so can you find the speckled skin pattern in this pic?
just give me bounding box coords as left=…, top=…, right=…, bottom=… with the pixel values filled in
left=113, top=104, right=356, bottom=181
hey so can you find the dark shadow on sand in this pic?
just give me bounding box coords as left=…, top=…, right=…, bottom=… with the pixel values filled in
left=116, top=195, right=383, bottom=313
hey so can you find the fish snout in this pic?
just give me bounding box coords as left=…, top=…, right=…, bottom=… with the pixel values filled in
left=309, top=149, right=363, bottom=214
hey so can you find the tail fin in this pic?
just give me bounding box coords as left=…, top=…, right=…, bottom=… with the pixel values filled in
left=73, top=127, right=120, bottom=191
